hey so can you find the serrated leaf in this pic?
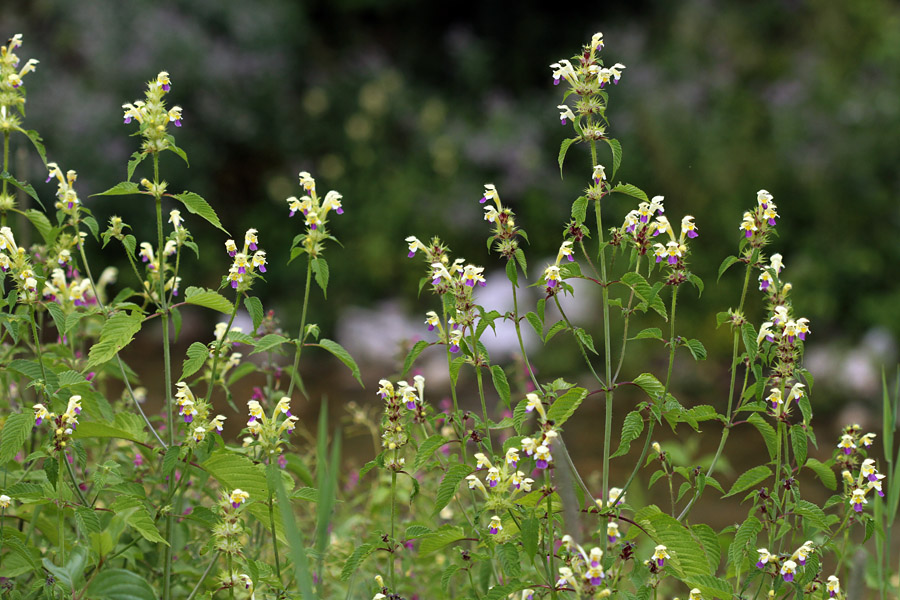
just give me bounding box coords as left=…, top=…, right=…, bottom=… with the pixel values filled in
left=202, top=450, right=268, bottom=501
left=109, top=496, right=167, bottom=545
left=631, top=327, right=663, bottom=341
left=162, top=445, right=181, bottom=477
left=546, top=387, right=587, bottom=427
left=0, top=533, right=41, bottom=575
left=793, top=499, right=828, bottom=530
left=73, top=413, right=148, bottom=444
left=620, top=272, right=667, bottom=320
left=525, top=312, right=543, bottom=339
left=92, top=181, right=141, bottom=196
left=75, top=507, right=102, bottom=534
left=684, top=338, right=707, bottom=361
left=520, top=516, right=539, bottom=558
left=574, top=327, right=598, bottom=354
left=747, top=413, right=777, bottom=460
left=514, top=248, right=527, bottom=276
left=340, top=542, right=375, bottom=582
left=498, top=543, right=522, bottom=578
left=310, top=257, right=329, bottom=297
left=244, top=296, right=264, bottom=331
left=401, top=340, right=430, bottom=378
left=611, top=410, right=644, bottom=458
left=167, top=142, right=190, bottom=167
left=86, top=311, right=143, bottom=368
left=126, top=151, right=146, bottom=181
left=717, top=255, right=740, bottom=282
left=449, top=355, right=465, bottom=387
left=724, top=465, right=772, bottom=498
left=173, top=192, right=228, bottom=234
left=612, top=183, right=648, bottom=202
left=741, top=322, right=758, bottom=363
left=505, top=258, right=518, bottom=287
left=404, top=525, right=433, bottom=539
left=691, top=524, right=721, bottom=572
left=413, top=435, right=447, bottom=470
left=315, top=339, right=363, bottom=387
left=251, top=333, right=289, bottom=355
left=432, top=463, right=472, bottom=516
left=633, top=372, right=665, bottom=402
left=558, top=137, right=578, bottom=175
left=22, top=128, right=48, bottom=165
left=85, top=569, right=156, bottom=600
left=0, top=173, right=44, bottom=209
left=0, top=412, right=33, bottom=464
left=185, top=287, right=234, bottom=314
left=25, top=209, right=54, bottom=244
left=419, top=525, right=466, bottom=555
left=572, top=196, right=588, bottom=224
left=804, top=458, right=837, bottom=490
left=442, top=564, right=461, bottom=594
left=791, top=424, right=808, bottom=467
left=634, top=506, right=710, bottom=577
left=491, top=365, right=511, bottom=409
left=181, top=342, right=208, bottom=379
left=605, top=138, right=622, bottom=178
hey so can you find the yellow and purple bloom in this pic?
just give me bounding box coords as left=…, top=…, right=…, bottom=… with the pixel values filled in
left=838, top=434, right=856, bottom=455
left=607, top=522, right=621, bottom=544
left=780, top=559, right=798, bottom=582
left=756, top=548, right=772, bottom=569
left=558, top=104, right=576, bottom=125
left=652, top=544, right=670, bottom=567
left=535, top=444, right=552, bottom=469
left=488, top=515, right=503, bottom=535
left=480, top=183, right=499, bottom=205
left=229, top=489, right=249, bottom=509
left=826, top=575, right=840, bottom=598
left=850, top=487, right=868, bottom=512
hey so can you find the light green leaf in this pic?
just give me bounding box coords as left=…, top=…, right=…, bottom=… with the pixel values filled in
left=0, top=173, right=44, bottom=209
left=73, top=413, right=148, bottom=444
left=747, top=413, right=777, bottom=460
left=605, top=137, right=622, bottom=178
left=498, top=543, right=522, bottom=578
left=546, top=387, right=587, bottom=427
left=491, top=365, right=511, bottom=409
left=75, top=507, right=102, bottom=535
left=611, top=410, right=644, bottom=458
left=185, top=286, right=234, bottom=314
left=717, top=255, right=740, bottom=282
left=520, top=516, right=539, bottom=558
left=22, top=128, right=48, bottom=165
left=432, top=464, right=472, bottom=517
left=419, top=525, right=466, bottom=555
left=251, top=333, right=290, bottom=355
left=612, top=183, right=648, bottom=202
left=414, top=435, right=447, bottom=470
left=311, top=257, right=329, bottom=297
left=202, top=450, right=268, bottom=500
left=181, top=342, right=209, bottom=379
left=92, top=181, right=142, bottom=196
left=558, top=137, right=578, bottom=175
left=691, top=523, right=721, bottom=572
left=109, top=496, right=167, bottom=545
left=634, top=506, right=710, bottom=577
left=631, top=327, right=663, bottom=341
left=126, top=151, right=146, bottom=181
left=25, top=209, right=54, bottom=245
left=729, top=515, right=761, bottom=566
left=804, top=458, right=837, bottom=490
left=684, top=338, right=707, bottom=361
left=0, top=412, right=33, bottom=464
left=85, top=569, right=156, bottom=600
left=86, top=311, right=143, bottom=368
left=340, top=542, right=375, bottom=581
left=315, top=338, right=363, bottom=387
left=571, top=196, right=588, bottom=224
left=791, top=424, right=808, bottom=467
left=173, top=191, right=229, bottom=234
left=401, top=340, right=430, bottom=378
left=244, top=296, right=264, bottom=331
left=633, top=372, right=665, bottom=402
left=724, top=465, right=772, bottom=498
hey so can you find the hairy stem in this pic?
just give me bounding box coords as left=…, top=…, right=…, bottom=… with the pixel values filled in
left=286, top=259, right=313, bottom=399
left=185, top=552, right=220, bottom=600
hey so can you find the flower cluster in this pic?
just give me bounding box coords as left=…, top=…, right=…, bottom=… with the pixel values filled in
left=542, top=239, right=575, bottom=291
left=0, top=226, right=39, bottom=301
left=42, top=267, right=95, bottom=309
left=122, top=71, right=183, bottom=154
left=243, top=395, right=298, bottom=458
left=479, top=183, right=525, bottom=262
left=406, top=235, right=486, bottom=346
left=0, top=34, right=38, bottom=116
left=33, top=395, right=82, bottom=452
left=554, top=534, right=611, bottom=594
left=225, top=228, right=267, bottom=290
left=466, top=449, right=534, bottom=514
left=173, top=381, right=226, bottom=448
left=213, top=490, right=254, bottom=598
left=739, top=189, right=779, bottom=247
left=286, top=171, right=344, bottom=258
left=46, top=162, right=82, bottom=217
left=551, top=32, right=624, bottom=141
left=377, top=376, right=426, bottom=468
left=838, top=432, right=886, bottom=513
left=756, top=541, right=815, bottom=582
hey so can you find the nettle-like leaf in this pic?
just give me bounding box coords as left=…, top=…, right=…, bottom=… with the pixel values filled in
left=185, top=286, right=234, bottom=314
left=85, top=310, right=143, bottom=368
left=313, top=339, right=363, bottom=387
left=202, top=450, right=269, bottom=500
left=610, top=410, right=643, bottom=458
left=724, top=465, right=772, bottom=498
left=546, top=387, right=587, bottom=428
left=0, top=411, right=33, bottom=464
left=172, top=191, right=229, bottom=234
left=432, top=463, right=472, bottom=517
left=419, top=525, right=466, bottom=555
left=85, top=569, right=156, bottom=600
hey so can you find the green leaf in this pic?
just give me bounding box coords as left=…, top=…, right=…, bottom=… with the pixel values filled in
left=633, top=372, right=665, bottom=402
left=741, top=322, right=758, bottom=363
left=747, top=414, right=777, bottom=460
left=432, top=463, right=472, bottom=517
left=611, top=411, right=644, bottom=458
left=126, top=151, right=146, bottom=181
left=202, top=450, right=268, bottom=501
left=244, top=296, right=264, bottom=332
left=92, top=181, right=141, bottom=196
left=401, top=340, right=430, bottom=378
left=724, top=466, right=772, bottom=498
left=25, top=209, right=54, bottom=245
left=0, top=173, right=44, bottom=209
left=574, top=327, right=598, bottom=354
left=22, top=128, right=48, bottom=165
left=612, top=183, right=648, bottom=202
left=0, top=411, right=33, bottom=464
left=272, top=466, right=315, bottom=600
left=558, top=137, right=578, bottom=175
left=185, top=286, right=234, bottom=314
left=520, top=516, right=539, bottom=558
left=805, top=458, right=837, bottom=490
left=316, top=339, right=363, bottom=387
left=687, top=273, right=704, bottom=297
left=86, top=311, right=143, bottom=368
left=793, top=499, right=829, bottom=530
left=74, top=507, right=102, bottom=535
left=505, top=258, right=518, bottom=287
left=525, top=312, right=543, bottom=339
left=684, top=338, right=707, bottom=361
left=251, top=333, right=290, bottom=355
left=491, top=365, right=511, bottom=409
left=791, top=424, right=808, bottom=467
left=109, top=496, right=168, bottom=545
left=620, top=272, right=667, bottom=320
left=85, top=569, right=156, bottom=600
left=685, top=575, right=732, bottom=600
left=691, top=524, right=721, bottom=572
left=181, top=342, right=209, bottom=379
left=605, top=137, right=622, bottom=178
left=449, top=355, right=465, bottom=387
left=311, top=257, right=329, bottom=297
left=340, top=542, right=375, bottom=582
left=0, top=532, right=41, bottom=575
left=162, top=445, right=181, bottom=477
left=633, top=506, right=710, bottom=577
left=167, top=142, right=190, bottom=166
left=717, top=255, right=741, bottom=282
left=441, top=565, right=461, bottom=594
left=419, top=525, right=466, bottom=555
left=631, top=327, right=663, bottom=341
left=73, top=413, right=148, bottom=444
left=413, top=435, right=447, bottom=470
left=404, top=525, right=433, bottom=539
left=498, top=544, right=522, bottom=579
left=546, top=387, right=587, bottom=427
left=173, top=191, right=229, bottom=234
left=514, top=248, right=527, bottom=276
left=572, top=196, right=588, bottom=224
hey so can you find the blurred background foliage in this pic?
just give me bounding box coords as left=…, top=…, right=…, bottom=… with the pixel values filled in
left=3, top=0, right=899, bottom=413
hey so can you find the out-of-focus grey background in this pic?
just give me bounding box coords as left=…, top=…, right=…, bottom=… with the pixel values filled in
left=4, top=0, right=899, bottom=422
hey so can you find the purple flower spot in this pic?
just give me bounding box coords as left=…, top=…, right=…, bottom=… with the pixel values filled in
left=869, top=473, right=878, bottom=482
left=656, top=256, right=663, bottom=263
left=768, top=218, right=776, bottom=226
left=553, top=78, right=560, bottom=85
left=406, top=401, right=416, bottom=410
left=756, top=560, right=765, bottom=569
left=760, top=280, right=769, bottom=290
left=798, top=558, right=806, bottom=566
left=844, top=448, right=852, bottom=455
left=289, top=209, right=296, bottom=217
left=238, top=266, right=246, bottom=274
left=853, top=502, right=862, bottom=512
left=231, top=280, right=238, bottom=289
left=799, top=332, right=806, bottom=340
left=427, top=324, right=435, bottom=331
left=174, top=120, right=182, bottom=127
left=310, top=224, right=317, bottom=230
left=449, top=344, right=459, bottom=353
left=124, top=116, right=132, bottom=124
left=162, top=84, right=171, bottom=92
left=668, top=256, right=678, bottom=265
left=479, top=196, right=487, bottom=204
left=590, top=576, right=603, bottom=585
left=567, top=254, right=574, bottom=262
left=489, top=480, right=498, bottom=488
left=783, top=573, right=794, bottom=583
left=35, top=417, right=43, bottom=426
left=184, top=414, right=193, bottom=423
left=640, top=215, right=649, bottom=223
left=657, top=559, right=665, bottom=567
left=336, top=207, right=344, bottom=214
left=232, top=501, right=240, bottom=509
left=609, top=536, right=618, bottom=544
left=878, top=489, right=885, bottom=497
left=432, top=277, right=441, bottom=285
left=408, top=251, right=416, bottom=258
left=547, top=279, right=557, bottom=288
left=259, top=265, right=266, bottom=273
left=45, top=174, right=53, bottom=183
left=745, top=230, right=753, bottom=238
left=228, top=250, right=236, bottom=257
left=560, top=118, right=567, bottom=125
left=536, top=459, right=548, bottom=469
left=489, top=526, right=499, bottom=534
left=249, top=243, right=257, bottom=251
left=687, top=230, right=698, bottom=238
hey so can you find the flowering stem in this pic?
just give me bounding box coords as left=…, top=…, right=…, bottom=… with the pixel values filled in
left=204, top=294, right=241, bottom=404
left=122, top=239, right=159, bottom=308
left=552, top=296, right=605, bottom=388
left=64, top=458, right=88, bottom=505
left=443, top=303, right=467, bottom=463
left=286, top=258, right=313, bottom=399
left=29, top=306, right=48, bottom=395
left=1, top=130, right=8, bottom=227
left=593, top=191, right=614, bottom=506
left=57, top=451, right=65, bottom=566
left=389, top=465, right=397, bottom=590
left=544, top=471, right=558, bottom=600
left=228, top=554, right=235, bottom=600
left=510, top=275, right=540, bottom=391
left=267, top=487, right=283, bottom=583
left=470, top=330, right=493, bottom=455
left=185, top=552, right=220, bottom=600
left=75, top=238, right=166, bottom=448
